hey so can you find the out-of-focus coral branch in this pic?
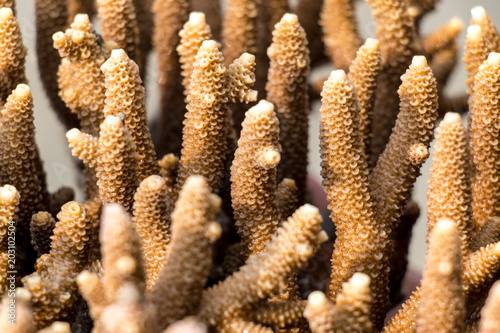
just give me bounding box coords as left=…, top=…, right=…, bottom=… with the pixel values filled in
left=267, top=13, right=310, bottom=205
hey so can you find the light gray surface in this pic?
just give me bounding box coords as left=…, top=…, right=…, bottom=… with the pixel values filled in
left=13, top=0, right=500, bottom=272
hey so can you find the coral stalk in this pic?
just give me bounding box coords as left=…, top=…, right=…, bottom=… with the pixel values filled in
left=148, top=176, right=221, bottom=331
left=231, top=100, right=281, bottom=255
left=0, top=7, right=26, bottom=103
left=266, top=13, right=310, bottom=205
left=101, top=49, right=159, bottom=180
left=199, top=204, right=326, bottom=327
left=132, top=175, right=170, bottom=292
left=417, top=219, right=465, bottom=333
left=320, top=70, right=389, bottom=328
left=426, top=112, right=474, bottom=260
left=469, top=52, right=500, bottom=227
left=320, top=0, right=361, bottom=71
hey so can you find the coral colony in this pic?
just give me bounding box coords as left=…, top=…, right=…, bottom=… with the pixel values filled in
left=1, top=0, right=500, bottom=332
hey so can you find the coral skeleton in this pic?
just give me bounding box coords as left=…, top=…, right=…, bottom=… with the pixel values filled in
left=0, top=1, right=499, bottom=332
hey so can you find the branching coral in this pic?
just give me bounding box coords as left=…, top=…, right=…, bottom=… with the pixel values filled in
left=231, top=100, right=281, bottom=255
left=22, top=201, right=92, bottom=328
left=1, top=1, right=500, bottom=333
left=319, top=69, right=389, bottom=328
left=132, top=175, right=170, bottom=292
left=148, top=175, right=221, bottom=330
left=417, top=219, right=465, bottom=333
left=305, top=273, right=373, bottom=333
left=96, top=0, right=142, bottom=72
left=266, top=13, right=310, bottom=205
left=0, top=84, right=49, bottom=273
left=0, top=7, right=26, bottom=103
left=100, top=49, right=159, bottom=180
left=0, top=185, right=19, bottom=295
left=469, top=52, right=500, bottom=228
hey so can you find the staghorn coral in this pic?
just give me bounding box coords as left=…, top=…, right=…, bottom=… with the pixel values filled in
left=175, top=41, right=256, bottom=197
left=101, top=48, right=159, bottom=180
left=163, top=317, right=208, bottom=333
left=370, top=55, right=437, bottom=247
left=471, top=217, right=500, bottom=252
left=305, top=273, right=373, bottom=333
left=177, top=12, right=213, bottom=98
left=96, top=0, right=142, bottom=72
left=174, top=39, right=228, bottom=195
left=22, top=201, right=92, bottom=328
left=266, top=13, right=310, bottom=205
left=0, top=288, right=35, bottom=333
left=35, top=0, right=79, bottom=130
left=0, top=84, right=48, bottom=273
left=30, top=212, right=56, bottom=257
left=347, top=38, right=382, bottom=159
left=77, top=203, right=146, bottom=324
left=366, top=0, right=415, bottom=165
left=53, top=13, right=108, bottom=137
left=478, top=280, right=500, bottom=333
left=463, top=25, right=492, bottom=95
left=152, top=0, right=188, bottom=157
left=0, top=185, right=19, bottom=295
left=199, top=204, right=327, bottom=328
left=426, top=112, right=474, bottom=260
left=471, top=6, right=500, bottom=53
left=158, top=154, right=179, bottom=199
left=422, top=17, right=464, bottom=57
left=67, top=0, right=95, bottom=24
left=248, top=299, right=307, bottom=331
left=276, top=178, right=298, bottom=221
left=319, top=69, right=389, bottom=328
left=231, top=100, right=281, bottom=255
left=148, top=175, right=221, bottom=331
left=0, top=7, right=26, bottom=103
left=191, top=0, right=220, bottom=40
left=68, top=115, right=139, bottom=213
left=221, top=0, right=258, bottom=65
left=132, top=175, right=170, bottom=292
left=1, top=1, right=500, bottom=333
left=469, top=52, right=500, bottom=228
left=417, top=219, right=465, bottom=333
left=320, top=0, right=361, bottom=72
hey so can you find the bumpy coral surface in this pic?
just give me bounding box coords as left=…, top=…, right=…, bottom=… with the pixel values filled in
left=0, top=1, right=500, bottom=333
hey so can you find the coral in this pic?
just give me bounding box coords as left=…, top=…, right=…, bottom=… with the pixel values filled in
left=0, top=2, right=500, bottom=333
left=0, top=84, right=48, bottom=273
left=231, top=100, right=281, bottom=255
left=177, top=12, right=213, bottom=97
left=152, top=0, right=188, bottom=157
left=319, top=69, right=388, bottom=328
left=101, top=49, right=159, bottom=180
left=221, top=0, right=258, bottom=65
left=320, top=0, right=361, bottom=72
left=148, top=176, right=221, bottom=330
left=305, top=273, right=373, bottom=333
left=417, top=219, right=465, bottom=333
left=0, top=7, right=26, bottom=103
left=132, top=175, right=170, bottom=292
left=0, top=185, right=19, bottom=295
left=469, top=52, right=500, bottom=228
left=96, top=0, right=142, bottom=72
left=347, top=38, right=382, bottom=160
left=22, top=202, right=92, bottom=328
left=36, top=0, right=79, bottom=130
left=427, top=112, right=474, bottom=260
left=266, top=13, right=310, bottom=205
left=54, top=14, right=108, bottom=136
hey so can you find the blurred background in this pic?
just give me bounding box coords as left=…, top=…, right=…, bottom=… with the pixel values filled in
left=13, top=0, right=500, bottom=272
